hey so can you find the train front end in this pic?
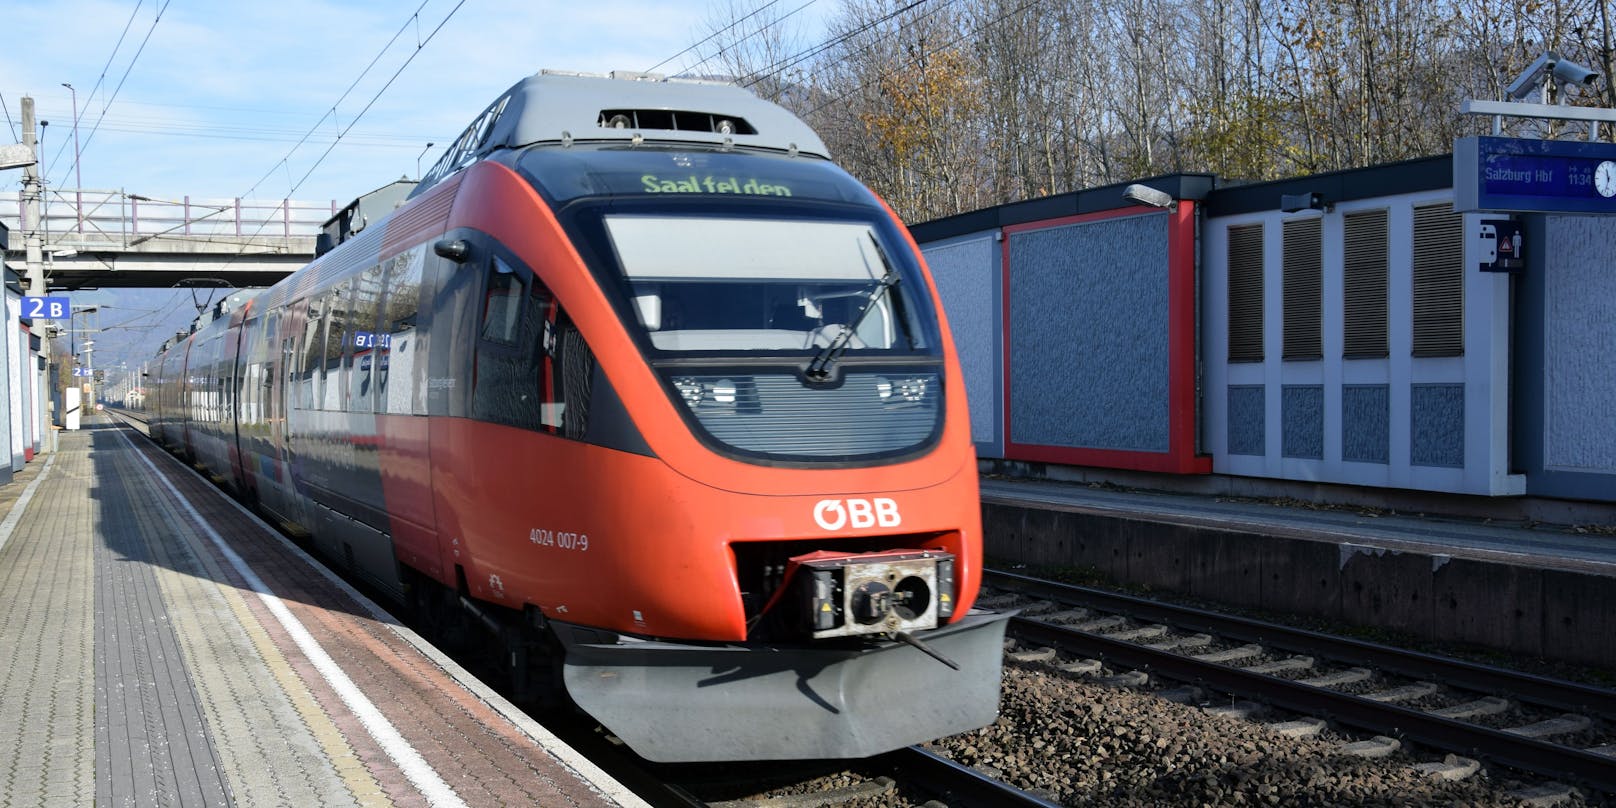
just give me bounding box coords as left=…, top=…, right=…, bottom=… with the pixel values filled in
left=433, top=72, right=1009, bottom=762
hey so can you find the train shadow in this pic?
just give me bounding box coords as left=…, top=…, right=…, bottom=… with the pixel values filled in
left=83, top=416, right=378, bottom=622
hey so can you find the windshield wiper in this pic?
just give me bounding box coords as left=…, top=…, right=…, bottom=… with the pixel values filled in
left=805, top=235, right=898, bottom=382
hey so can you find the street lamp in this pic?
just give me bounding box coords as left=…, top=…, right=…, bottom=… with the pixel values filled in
left=61, top=83, right=82, bottom=232
left=416, top=142, right=435, bottom=180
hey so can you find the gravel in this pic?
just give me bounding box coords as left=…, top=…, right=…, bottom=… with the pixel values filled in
left=923, top=661, right=1597, bottom=807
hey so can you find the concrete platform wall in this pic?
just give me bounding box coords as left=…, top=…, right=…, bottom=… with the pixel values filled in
left=983, top=502, right=1614, bottom=669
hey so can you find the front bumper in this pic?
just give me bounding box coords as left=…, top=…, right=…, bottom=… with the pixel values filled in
left=555, top=610, right=1012, bottom=762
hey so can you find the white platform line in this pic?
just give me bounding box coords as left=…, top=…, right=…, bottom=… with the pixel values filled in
left=0, top=453, right=57, bottom=555
left=113, top=427, right=469, bottom=808
left=108, top=415, right=647, bottom=808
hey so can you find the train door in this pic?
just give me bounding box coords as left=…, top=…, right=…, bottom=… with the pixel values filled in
left=375, top=247, right=441, bottom=582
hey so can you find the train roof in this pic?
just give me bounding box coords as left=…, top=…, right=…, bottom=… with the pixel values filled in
left=414, top=70, right=829, bottom=197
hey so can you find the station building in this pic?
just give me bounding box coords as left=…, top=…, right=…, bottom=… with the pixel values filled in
left=912, top=144, right=1616, bottom=505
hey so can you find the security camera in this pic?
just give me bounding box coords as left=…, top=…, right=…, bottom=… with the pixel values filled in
left=1507, top=52, right=1556, bottom=100
left=1122, top=183, right=1173, bottom=209
left=1552, top=57, right=1600, bottom=88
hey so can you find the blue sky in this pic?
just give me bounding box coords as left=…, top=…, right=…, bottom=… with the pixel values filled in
left=1, top=0, right=834, bottom=379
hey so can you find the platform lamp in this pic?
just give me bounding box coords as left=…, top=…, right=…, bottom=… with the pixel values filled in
left=61, top=83, right=82, bottom=232
left=416, top=142, right=435, bottom=180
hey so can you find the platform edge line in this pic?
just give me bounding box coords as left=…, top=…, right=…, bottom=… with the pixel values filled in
left=111, top=419, right=650, bottom=808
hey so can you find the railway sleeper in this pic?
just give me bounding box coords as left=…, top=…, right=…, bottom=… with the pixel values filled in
left=1362, top=681, right=1441, bottom=703
left=1242, top=655, right=1315, bottom=675
left=1145, top=632, right=1211, bottom=651
left=1507, top=782, right=1577, bottom=807
left=1204, top=700, right=1267, bottom=720
left=1191, top=643, right=1263, bottom=664
left=1300, top=667, right=1373, bottom=688
left=1337, top=736, right=1401, bottom=758
left=1503, top=713, right=1593, bottom=739
left=1427, top=696, right=1512, bottom=719
left=1412, top=754, right=1480, bottom=781
left=1264, top=717, right=1327, bottom=738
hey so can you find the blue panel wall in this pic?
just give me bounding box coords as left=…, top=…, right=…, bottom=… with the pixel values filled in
left=1341, top=384, right=1389, bottom=464
left=1515, top=214, right=1616, bottom=500
left=1281, top=385, right=1323, bottom=459
left=921, top=234, right=1002, bottom=456
left=1007, top=213, right=1170, bottom=451
left=1411, top=384, right=1465, bottom=468
left=1227, top=385, right=1265, bottom=456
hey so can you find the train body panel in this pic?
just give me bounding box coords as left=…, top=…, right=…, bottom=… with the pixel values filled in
left=149, top=70, right=1005, bottom=762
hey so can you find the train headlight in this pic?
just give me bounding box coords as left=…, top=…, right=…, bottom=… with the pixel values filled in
left=877, top=376, right=929, bottom=404
left=674, top=377, right=703, bottom=406
left=712, top=379, right=737, bottom=404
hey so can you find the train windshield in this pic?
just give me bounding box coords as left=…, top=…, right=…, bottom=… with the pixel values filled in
left=603, top=215, right=934, bottom=355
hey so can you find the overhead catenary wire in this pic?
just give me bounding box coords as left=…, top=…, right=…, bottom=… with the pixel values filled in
left=234, top=0, right=439, bottom=203
left=645, top=0, right=791, bottom=74
left=44, top=0, right=148, bottom=186
left=62, top=0, right=173, bottom=185
left=217, top=0, right=470, bottom=274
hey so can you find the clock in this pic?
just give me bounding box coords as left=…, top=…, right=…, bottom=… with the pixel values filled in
left=1598, top=160, right=1616, bottom=198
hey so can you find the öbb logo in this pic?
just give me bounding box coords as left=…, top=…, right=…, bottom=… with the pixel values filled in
left=813, top=498, right=902, bottom=530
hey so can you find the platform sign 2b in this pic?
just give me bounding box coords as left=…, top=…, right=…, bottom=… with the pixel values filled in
left=22, top=296, right=71, bottom=319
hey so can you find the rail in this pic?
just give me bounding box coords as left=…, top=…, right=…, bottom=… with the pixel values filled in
left=986, top=568, right=1616, bottom=795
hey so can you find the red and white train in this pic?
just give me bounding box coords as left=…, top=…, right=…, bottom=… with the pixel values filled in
left=148, top=70, right=1007, bottom=762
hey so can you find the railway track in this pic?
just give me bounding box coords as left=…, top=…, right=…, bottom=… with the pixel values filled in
left=982, top=568, right=1616, bottom=800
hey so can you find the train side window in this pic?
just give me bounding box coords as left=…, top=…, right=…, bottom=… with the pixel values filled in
left=472, top=254, right=596, bottom=439
left=323, top=280, right=351, bottom=411
left=351, top=263, right=385, bottom=413
left=379, top=249, right=426, bottom=416
left=481, top=257, right=524, bottom=345
left=298, top=296, right=326, bottom=409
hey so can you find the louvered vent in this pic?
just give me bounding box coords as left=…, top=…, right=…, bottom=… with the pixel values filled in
left=1282, top=218, right=1322, bottom=360
left=598, top=109, right=757, bottom=134
left=1412, top=203, right=1463, bottom=357
left=1343, top=209, right=1389, bottom=358
left=1227, top=224, right=1264, bottom=362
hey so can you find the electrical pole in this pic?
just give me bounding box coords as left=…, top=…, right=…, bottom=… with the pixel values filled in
left=20, top=97, right=44, bottom=298
left=20, top=97, right=57, bottom=448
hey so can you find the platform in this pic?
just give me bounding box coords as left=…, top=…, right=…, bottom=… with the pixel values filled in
left=0, top=419, right=646, bottom=807
left=979, top=476, right=1616, bottom=669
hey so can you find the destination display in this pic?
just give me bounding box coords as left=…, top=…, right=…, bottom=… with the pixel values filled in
left=1455, top=136, right=1616, bottom=213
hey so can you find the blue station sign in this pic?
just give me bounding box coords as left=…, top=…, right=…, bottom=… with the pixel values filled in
left=1455, top=136, right=1616, bottom=214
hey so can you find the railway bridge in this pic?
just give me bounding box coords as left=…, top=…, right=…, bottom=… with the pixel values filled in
left=2, top=187, right=335, bottom=289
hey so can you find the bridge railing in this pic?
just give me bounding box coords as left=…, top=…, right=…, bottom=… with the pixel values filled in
left=2, top=189, right=338, bottom=250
